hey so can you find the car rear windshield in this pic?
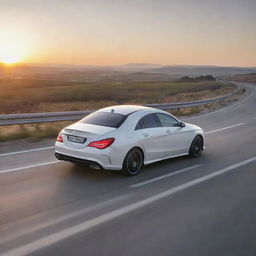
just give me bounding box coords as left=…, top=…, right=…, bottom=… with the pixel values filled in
left=80, top=112, right=126, bottom=128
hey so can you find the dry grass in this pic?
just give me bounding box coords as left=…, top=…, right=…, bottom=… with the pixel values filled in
left=0, top=79, right=235, bottom=114
left=171, top=87, right=245, bottom=117
left=228, top=73, right=256, bottom=83
left=0, top=121, right=73, bottom=142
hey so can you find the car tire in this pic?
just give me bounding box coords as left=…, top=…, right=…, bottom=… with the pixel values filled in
left=122, top=148, right=144, bottom=176
left=189, top=136, right=203, bottom=158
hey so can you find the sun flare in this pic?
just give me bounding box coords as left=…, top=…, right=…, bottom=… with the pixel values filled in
left=0, top=42, right=24, bottom=65
left=0, top=46, right=23, bottom=65
left=1, top=55, right=20, bottom=64
left=0, top=30, right=32, bottom=65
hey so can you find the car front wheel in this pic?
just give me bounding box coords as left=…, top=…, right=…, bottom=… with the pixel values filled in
left=189, top=136, right=203, bottom=158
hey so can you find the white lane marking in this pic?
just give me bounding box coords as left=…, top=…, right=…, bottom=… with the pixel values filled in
left=0, top=146, right=54, bottom=157
left=205, top=123, right=244, bottom=134
left=0, top=161, right=59, bottom=174
left=0, top=194, right=132, bottom=245
left=130, top=164, right=202, bottom=188
left=3, top=156, right=256, bottom=256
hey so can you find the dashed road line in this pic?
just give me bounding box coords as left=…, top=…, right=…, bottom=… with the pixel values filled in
left=205, top=123, right=244, bottom=134
left=0, top=146, right=54, bottom=157
left=0, top=161, right=59, bottom=174
left=0, top=194, right=132, bottom=245
left=130, top=164, right=202, bottom=188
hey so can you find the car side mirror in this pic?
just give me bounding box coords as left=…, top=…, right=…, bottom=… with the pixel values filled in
left=179, top=121, right=185, bottom=128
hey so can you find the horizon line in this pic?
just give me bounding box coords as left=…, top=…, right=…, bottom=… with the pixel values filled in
left=1, top=62, right=256, bottom=69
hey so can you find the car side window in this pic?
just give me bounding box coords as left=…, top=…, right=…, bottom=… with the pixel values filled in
left=135, top=120, right=144, bottom=130
left=156, top=113, right=179, bottom=127
left=135, top=114, right=159, bottom=130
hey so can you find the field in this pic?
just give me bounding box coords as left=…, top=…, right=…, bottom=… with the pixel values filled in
left=0, top=78, right=234, bottom=114
left=228, top=73, right=256, bottom=83
left=0, top=66, right=238, bottom=142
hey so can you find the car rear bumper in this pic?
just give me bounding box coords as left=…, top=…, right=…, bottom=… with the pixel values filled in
left=55, top=153, right=103, bottom=169
left=55, top=141, right=122, bottom=170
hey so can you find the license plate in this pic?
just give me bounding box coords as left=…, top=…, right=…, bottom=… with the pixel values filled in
left=67, top=135, right=86, bottom=144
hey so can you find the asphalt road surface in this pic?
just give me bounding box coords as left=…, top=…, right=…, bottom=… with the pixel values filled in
left=0, top=81, right=255, bottom=256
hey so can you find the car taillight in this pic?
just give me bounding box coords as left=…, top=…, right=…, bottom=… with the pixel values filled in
left=56, top=134, right=63, bottom=143
left=87, top=138, right=115, bottom=149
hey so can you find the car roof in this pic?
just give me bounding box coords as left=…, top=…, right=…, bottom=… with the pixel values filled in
left=98, top=105, right=154, bottom=115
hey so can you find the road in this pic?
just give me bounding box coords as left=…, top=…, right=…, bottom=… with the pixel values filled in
left=0, top=81, right=256, bottom=256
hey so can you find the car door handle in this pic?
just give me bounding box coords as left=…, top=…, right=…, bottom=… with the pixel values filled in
left=143, top=133, right=149, bottom=137
left=166, top=130, right=171, bottom=133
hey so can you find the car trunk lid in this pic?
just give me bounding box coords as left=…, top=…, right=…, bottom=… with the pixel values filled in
left=62, top=122, right=115, bottom=149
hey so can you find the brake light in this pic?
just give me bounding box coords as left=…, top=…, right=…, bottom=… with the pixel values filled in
left=87, top=138, right=115, bottom=149
left=56, top=134, right=63, bottom=143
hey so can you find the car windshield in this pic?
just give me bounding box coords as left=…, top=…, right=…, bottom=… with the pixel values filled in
left=80, top=112, right=126, bottom=128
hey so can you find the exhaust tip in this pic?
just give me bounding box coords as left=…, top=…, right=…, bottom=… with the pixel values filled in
left=89, top=163, right=102, bottom=170
left=55, top=153, right=62, bottom=160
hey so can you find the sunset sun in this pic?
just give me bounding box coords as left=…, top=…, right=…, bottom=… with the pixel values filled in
left=0, top=31, right=31, bottom=65
left=1, top=55, right=20, bottom=64
left=0, top=45, right=23, bottom=65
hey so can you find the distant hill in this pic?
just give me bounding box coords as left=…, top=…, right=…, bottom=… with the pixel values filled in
left=110, top=63, right=164, bottom=72
left=144, top=65, right=256, bottom=77
left=1, top=63, right=256, bottom=81
left=117, top=72, right=173, bottom=82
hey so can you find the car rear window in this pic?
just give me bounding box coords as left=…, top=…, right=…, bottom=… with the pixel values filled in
left=80, top=112, right=126, bottom=128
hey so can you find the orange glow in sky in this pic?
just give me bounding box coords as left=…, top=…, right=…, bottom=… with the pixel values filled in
left=0, top=0, right=256, bottom=67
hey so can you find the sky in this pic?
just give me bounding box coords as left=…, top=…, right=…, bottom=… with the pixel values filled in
left=0, top=0, right=256, bottom=66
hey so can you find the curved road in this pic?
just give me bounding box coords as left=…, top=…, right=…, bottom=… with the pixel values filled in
left=0, top=81, right=256, bottom=256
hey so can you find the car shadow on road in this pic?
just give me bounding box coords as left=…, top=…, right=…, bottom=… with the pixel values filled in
left=68, top=163, right=124, bottom=181
left=67, top=153, right=205, bottom=183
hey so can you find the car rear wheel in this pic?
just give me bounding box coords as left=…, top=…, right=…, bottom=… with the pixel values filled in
left=122, top=148, right=143, bottom=176
left=189, top=136, right=203, bottom=158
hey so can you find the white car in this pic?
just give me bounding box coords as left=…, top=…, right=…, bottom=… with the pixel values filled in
left=55, top=105, right=205, bottom=176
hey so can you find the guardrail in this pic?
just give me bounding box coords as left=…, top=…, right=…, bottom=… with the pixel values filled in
left=0, top=83, right=240, bottom=126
